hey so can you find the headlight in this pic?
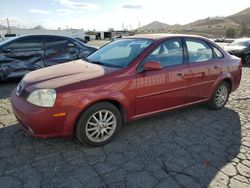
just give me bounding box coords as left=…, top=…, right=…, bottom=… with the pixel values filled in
left=27, top=89, right=57, bottom=107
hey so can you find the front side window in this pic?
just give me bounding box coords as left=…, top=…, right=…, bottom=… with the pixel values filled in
left=186, top=39, right=213, bottom=63
left=7, top=37, right=42, bottom=51
left=86, top=39, right=153, bottom=68
left=143, top=39, right=184, bottom=68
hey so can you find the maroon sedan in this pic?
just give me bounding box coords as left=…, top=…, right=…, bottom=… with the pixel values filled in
left=11, top=34, right=242, bottom=146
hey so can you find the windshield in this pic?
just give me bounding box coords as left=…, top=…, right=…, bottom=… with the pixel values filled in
left=0, top=36, right=20, bottom=46
left=229, top=39, right=250, bottom=47
left=86, top=38, right=153, bottom=68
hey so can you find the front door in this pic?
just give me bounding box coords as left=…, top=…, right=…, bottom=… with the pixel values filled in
left=135, top=38, right=189, bottom=116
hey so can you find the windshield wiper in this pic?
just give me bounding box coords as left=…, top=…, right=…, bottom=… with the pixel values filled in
left=86, top=59, right=123, bottom=68
left=100, top=63, right=124, bottom=68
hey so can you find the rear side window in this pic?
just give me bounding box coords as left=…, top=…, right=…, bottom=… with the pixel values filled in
left=7, top=37, right=42, bottom=51
left=144, top=39, right=184, bottom=68
left=46, top=37, right=76, bottom=49
left=186, top=39, right=213, bottom=63
left=213, top=46, right=224, bottom=58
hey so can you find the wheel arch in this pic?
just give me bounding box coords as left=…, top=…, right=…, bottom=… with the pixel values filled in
left=221, top=78, right=232, bottom=93
left=209, top=73, right=233, bottom=100
left=73, top=98, right=127, bottom=137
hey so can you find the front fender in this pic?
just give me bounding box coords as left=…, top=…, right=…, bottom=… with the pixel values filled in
left=61, top=90, right=132, bottom=135
left=78, top=91, right=131, bottom=114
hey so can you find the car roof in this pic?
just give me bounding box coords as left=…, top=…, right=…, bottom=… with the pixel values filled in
left=124, top=34, right=208, bottom=41
left=16, top=34, right=74, bottom=39
left=0, top=34, right=76, bottom=45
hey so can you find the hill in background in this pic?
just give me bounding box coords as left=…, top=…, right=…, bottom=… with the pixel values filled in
left=138, top=7, right=250, bottom=38
left=139, top=21, right=170, bottom=32
left=33, top=25, right=46, bottom=30
left=228, top=7, right=250, bottom=27
left=0, top=24, right=18, bottom=30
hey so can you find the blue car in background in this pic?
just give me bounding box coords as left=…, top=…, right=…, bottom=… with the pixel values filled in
left=0, top=35, right=97, bottom=81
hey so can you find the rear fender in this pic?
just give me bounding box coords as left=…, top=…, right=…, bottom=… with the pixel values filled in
left=208, top=73, right=233, bottom=100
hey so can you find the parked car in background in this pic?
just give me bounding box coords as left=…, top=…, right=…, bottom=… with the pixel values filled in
left=0, top=35, right=97, bottom=81
left=224, top=38, right=250, bottom=64
left=11, top=34, right=242, bottom=146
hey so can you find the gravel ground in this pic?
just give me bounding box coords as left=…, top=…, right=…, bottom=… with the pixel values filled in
left=88, top=40, right=110, bottom=48
left=0, top=67, right=250, bottom=188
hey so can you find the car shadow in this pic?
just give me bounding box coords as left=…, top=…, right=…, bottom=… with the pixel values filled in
left=0, top=105, right=241, bottom=187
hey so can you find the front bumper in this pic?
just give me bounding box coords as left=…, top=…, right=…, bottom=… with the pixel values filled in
left=11, top=90, right=74, bottom=138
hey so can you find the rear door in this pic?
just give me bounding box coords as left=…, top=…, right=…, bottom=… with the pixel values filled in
left=44, top=36, right=80, bottom=66
left=135, top=38, right=190, bottom=116
left=0, top=36, right=44, bottom=79
left=184, top=38, right=222, bottom=102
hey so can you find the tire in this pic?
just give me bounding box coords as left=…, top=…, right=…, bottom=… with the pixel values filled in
left=243, top=54, right=250, bottom=64
left=76, top=102, right=122, bottom=146
left=0, top=69, right=4, bottom=82
left=208, top=82, right=230, bottom=110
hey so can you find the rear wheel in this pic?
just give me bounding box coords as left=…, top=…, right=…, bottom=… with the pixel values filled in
left=76, top=102, right=122, bottom=146
left=208, top=82, right=230, bottom=110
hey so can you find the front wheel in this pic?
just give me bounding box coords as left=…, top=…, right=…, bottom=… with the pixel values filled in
left=243, top=54, right=250, bottom=64
left=76, top=102, right=122, bottom=146
left=208, top=82, right=230, bottom=110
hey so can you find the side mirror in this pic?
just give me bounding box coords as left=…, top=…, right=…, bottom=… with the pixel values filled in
left=143, top=61, right=162, bottom=71
left=68, top=43, right=75, bottom=47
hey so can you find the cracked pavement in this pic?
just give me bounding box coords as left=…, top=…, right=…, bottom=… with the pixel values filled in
left=0, top=67, right=250, bottom=188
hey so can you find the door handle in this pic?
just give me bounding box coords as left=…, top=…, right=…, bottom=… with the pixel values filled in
left=176, top=72, right=184, bottom=76
left=214, top=65, right=220, bottom=69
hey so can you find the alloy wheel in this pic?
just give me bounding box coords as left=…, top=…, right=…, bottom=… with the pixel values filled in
left=85, top=110, right=117, bottom=143
left=215, top=85, right=228, bottom=107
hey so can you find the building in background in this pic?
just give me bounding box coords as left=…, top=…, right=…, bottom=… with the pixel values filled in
left=0, top=27, right=85, bottom=40
left=0, top=26, right=135, bottom=41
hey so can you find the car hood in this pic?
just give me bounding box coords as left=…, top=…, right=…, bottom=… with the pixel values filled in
left=22, top=59, right=120, bottom=89
left=224, top=45, right=247, bottom=52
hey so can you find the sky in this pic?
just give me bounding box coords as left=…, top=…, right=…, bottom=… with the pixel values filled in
left=1, top=0, right=250, bottom=31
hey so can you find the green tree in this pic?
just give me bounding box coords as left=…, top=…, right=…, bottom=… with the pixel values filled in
left=225, top=28, right=236, bottom=38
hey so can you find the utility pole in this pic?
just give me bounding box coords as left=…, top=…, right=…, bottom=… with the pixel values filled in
left=6, top=18, right=10, bottom=34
